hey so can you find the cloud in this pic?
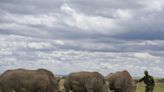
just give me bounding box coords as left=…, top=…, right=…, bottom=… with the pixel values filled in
left=0, top=33, right=164, bottom=77
left=139, top=0, right=164, bottom=11
left=1, top=0, right=164, bottom=40
left=3, top=13, right=58, bottom=27
left=60, top=4, right=118, bottom=32
left=0, top=39, right=163, bottom=77
left=133, top=52, right=160, bottom=63
left=0, top=0, right=164, bottom=77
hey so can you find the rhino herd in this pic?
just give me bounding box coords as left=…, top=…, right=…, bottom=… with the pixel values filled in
left=0, top=69, right=137, bottom=92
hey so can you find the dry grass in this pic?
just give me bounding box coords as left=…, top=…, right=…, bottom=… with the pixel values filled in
left=59, top=79, right=65, bottom=92
left=137, top=82, right=164, bottom=92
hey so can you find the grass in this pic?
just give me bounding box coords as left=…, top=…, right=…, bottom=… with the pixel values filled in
left=137, top=82, right=164, bottom=92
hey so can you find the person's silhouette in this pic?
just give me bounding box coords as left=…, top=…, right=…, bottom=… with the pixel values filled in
left=137, top=70, right=155, bottom=92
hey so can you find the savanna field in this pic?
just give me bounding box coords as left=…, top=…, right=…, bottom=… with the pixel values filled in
left=59, top=78, right=164, bottom=92
left=137, top=82, right=164, bottom=92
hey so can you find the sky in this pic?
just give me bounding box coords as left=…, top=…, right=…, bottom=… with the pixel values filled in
left=0, top=0, right=164, bottom=77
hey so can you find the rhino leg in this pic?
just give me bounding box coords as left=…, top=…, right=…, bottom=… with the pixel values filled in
left=65, top=88, right=70, bottom=92
left=114, top=88, right=122, bottom=92
left=37, top=88, right=46, bottom=92
left=65, top=85, right=72, bottom=92
left=86, top=88, right=94, bottom=92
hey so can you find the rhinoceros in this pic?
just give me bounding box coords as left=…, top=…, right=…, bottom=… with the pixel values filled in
left=106, top=70, right=136, bottom=92
left=0, top=68, right=59, bottom=92
left=64, top=71, right=108, bottom=92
